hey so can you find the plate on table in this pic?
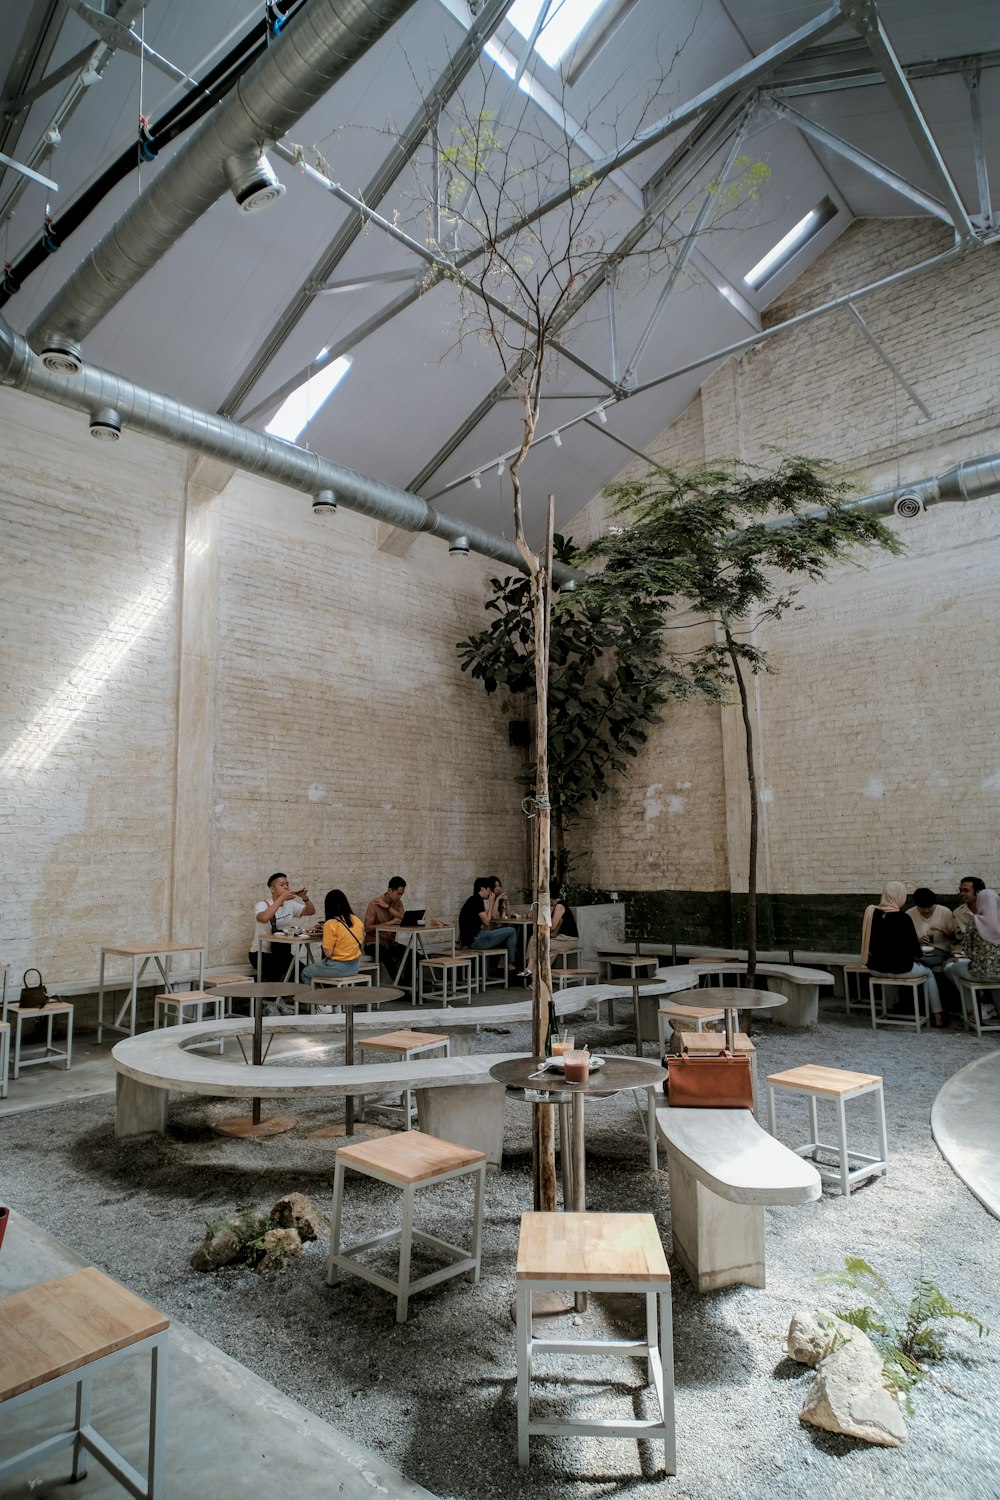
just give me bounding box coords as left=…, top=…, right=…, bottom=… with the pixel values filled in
left=545, top=1054, right=606, bottom=1071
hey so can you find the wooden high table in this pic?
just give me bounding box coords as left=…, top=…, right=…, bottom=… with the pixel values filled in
left=97, top=942, right=205, bottom=1042
left=211, top=982, right=404, bottom=1138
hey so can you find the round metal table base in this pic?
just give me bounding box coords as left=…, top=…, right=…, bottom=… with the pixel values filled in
left=213, top=1113, right=298, bottom=1138
left=306, top=1120, right=392, bottom=1145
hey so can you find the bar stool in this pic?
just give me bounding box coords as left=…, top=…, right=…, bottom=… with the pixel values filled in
left=867, top=972, right=930, bottom=1031
left=418, top=955, right=473, bottom=1006
left=842, top=962, right=869, bottom=1015
left=953, top=977, right=1000, bottom=1040
left=0, top=1267, right=168, bottom=1500
left=515, top=1211, right=675, bottom=1474
left=153, top=990, right=224, bottom=1053
left=550, top=946, right=583, bottom=969
left=7, top=1002, right=73, bottom=1079
left=552, top=968, right=599, bottom=990
left=456, top=946, right=507, bottom=992
left=0, top=1019, right=9, bottom=1099
left=202, top=972, right=254, bottom=1017
left=766, top=1064, right=888, bottom=1197
left=656, top=1003, right=725, bottom=1054
left=326, top=1130, right=486, bottom=1323
left=356, top=1028, right=450, bottom=1127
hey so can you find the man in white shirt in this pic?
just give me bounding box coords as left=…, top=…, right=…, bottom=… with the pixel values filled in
left=905, top=887, right=957, bottom=968
left=249, top=872, right=316, bottom=985
left=953, top=876, right=985, bottom=942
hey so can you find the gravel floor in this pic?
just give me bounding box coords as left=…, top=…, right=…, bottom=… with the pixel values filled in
left=3, top=1004, right=999, bottom=1500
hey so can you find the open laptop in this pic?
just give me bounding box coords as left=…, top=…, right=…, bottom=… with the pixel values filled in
left=398, top=908, right=426, bottom=926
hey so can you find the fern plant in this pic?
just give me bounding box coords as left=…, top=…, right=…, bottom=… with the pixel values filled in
left=817, top=1256, right=988, bottom=1406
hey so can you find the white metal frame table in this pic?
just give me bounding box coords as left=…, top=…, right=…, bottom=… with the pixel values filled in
left=374, top=922, right=455, bottom=1002
left=97, top=942, right=205, bottom=1041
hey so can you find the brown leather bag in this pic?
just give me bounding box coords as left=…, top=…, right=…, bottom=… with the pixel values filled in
left=664, top=1047, right=753, bottom=1109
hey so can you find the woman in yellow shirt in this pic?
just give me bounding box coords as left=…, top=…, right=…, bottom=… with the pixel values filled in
left=301, top=889, right=365, bottom=980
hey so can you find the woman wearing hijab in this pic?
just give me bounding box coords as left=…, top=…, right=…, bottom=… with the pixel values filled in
left=944, top=888, right=1000, bottom=1020
left=861, top=881, right=944, bottom=1025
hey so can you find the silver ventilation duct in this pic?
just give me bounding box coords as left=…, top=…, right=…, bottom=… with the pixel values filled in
left=765, top=455, right=1000, bottom=530
left=0, top=314, right=573, bottom=582
left=26, top=0, right=419, bottom=352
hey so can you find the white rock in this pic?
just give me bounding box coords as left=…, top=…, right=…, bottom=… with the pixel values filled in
left=787, top=1307, right=853, bottom=1367
left=799, top=1328, right=908, bottom=1447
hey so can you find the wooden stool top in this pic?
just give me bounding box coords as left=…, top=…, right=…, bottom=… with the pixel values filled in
left=0, top=1268, right=168, bottom=1403
left=357, top=1028, right=449, bottom=1052
left=155, top=990, right=213, bottom=1001
left=867, top=972, right=924, bottom=985
left=312, top=974, right=372, bottom=987
left=767, top=1064, right=882, bottom=1097
left=678, top=1031, right=755, bottom=1055
left=338, top=1128, right=485, bottom=1183
left=658, top=1003, right=724, bottom=1020
left=554, top=967, right=599, bottom=977
left=517, top=1212, right=669, bottom=1284
left=420, top=955, right=470, bottom=968
left=8, top=1001, right=73, bottom=1017
left=202, top=973, right=252, bottom=987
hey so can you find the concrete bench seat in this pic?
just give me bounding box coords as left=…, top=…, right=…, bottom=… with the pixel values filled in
left=655, top=1105, right=821, bottom=1292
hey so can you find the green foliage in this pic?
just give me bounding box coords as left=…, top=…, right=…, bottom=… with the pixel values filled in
left=203, top=1205, right=270, bottom=1267
left=456, top=534, right=702, bottom=843
left=817, top=1256, right=988, bottom=1407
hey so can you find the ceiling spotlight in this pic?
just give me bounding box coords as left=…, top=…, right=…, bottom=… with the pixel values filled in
left=312, top=489, right=337, bottom=517
left=471, top=472, right=482, bottom=490
left=552, top=431, right=562, bottom=447
left=597, top=406, right=608, bottom=424
left=224, top=150, right=286, bottom=213
left=40, top=334, right=83, bottom=375
left=89, top=407, right=122, bottom=441
left=449, top=535, right=471, bottom=556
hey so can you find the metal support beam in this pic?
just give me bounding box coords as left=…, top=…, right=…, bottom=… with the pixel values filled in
left=846, top=303, right=932, bottom=420
left=964, top=65, right=994, bottom=229
left=606, top=269, right=620, bottom=387
left=0, top=150, right=58, bottom=192
left=763, top=94, right=951, bottom=223
left=843, top=0, right=976, bottom=239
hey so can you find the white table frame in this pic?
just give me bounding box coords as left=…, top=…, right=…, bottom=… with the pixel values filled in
left=374, top=924, right=455, bottom=1002
left=98, top=944, right=205, bottom=1042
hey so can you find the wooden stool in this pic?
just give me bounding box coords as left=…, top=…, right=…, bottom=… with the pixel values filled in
left=456, top=946, right=508, bottom=992
left=600, top=955, right=658, bottom=984
left=953, top=977, right=1000, bottom=1040
left=515, top=1212, right=675, bottom=1474
left=656, top=1003, right=725, bottom=1053
left=551, top=946, right=583, bottom=970
left=357, top=1028, right=450, bottom=1127
left=0, top=1267, right=168, bottom=1499
left=552, top=968, right=599, bottom=990
left=202, top=972, right=253, bottom=1017
left=153, top=990, right=224, bottom=1053
left=867, top=972, right=930, bottom=1031
left=326, top=1130, right=486, bottom=1323
left=418, top=955, right=473, bottom=1006
left=7, top=1002, right=73, bottom=1079
left=766, top=1064, right=888, bottom=1197
left=842, top=962, right=869, bottom=1015
left=677, top=1030, right=758, bottom=1107
left=0, top=1019, right=8, bottom=1099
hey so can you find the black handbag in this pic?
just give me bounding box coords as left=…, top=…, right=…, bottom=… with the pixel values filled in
left=18, top=968, right=51, bottom=1009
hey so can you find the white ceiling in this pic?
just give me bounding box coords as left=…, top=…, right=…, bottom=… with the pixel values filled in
left=1, top=0, right=998, bottom=540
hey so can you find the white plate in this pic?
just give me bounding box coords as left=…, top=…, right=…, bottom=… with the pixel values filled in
left=544, top=1054, right=606, bottom=1071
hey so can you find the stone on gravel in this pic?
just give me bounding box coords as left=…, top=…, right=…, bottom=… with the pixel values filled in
left=270, top=1192, right=327, bottom=1242
left=190, top=1225, right=242, bottom=1272
left=257, top=1227, right=302, bottom=1274
left=799, top=1324, right=908, bottom=1447
left=788, top=1307, right=854, bottom=1367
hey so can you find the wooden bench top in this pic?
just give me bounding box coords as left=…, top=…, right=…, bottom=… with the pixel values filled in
left=517, top=1211, right=669, bottom=1283
left=0, top=1268, right=168, bottom=1403
left=656, top=1107, right=822, bottom=1206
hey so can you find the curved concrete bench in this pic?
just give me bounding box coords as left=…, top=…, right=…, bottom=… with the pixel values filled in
left=112, top=1017, right=529, bottom=1164
left=656, top=1105, right=821, bottom=1292
left=687, top=961, right=834, bottom=1028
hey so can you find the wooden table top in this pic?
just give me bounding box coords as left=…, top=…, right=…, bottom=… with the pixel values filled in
left=517, top=1211, right=669, bottom=1283
left=100, top=942, right=205, bottom=957
left=490, top=1054, right=665, bottom=1096
left=0, top=1268, right=168, bottom=1402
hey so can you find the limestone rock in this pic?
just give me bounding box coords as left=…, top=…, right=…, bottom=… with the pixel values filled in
left=787, top=1308, right=854, bottom=1367
left=799, top=1327, right=908, bottom=1447
left=190, top=1225, right=241, bottom=1272
left=270, top=1192, right=327, bottom=1243
left=257, top=1227, right=303, bottom=1274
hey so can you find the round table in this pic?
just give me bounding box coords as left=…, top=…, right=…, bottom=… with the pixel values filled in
left=671, top=986, right=785, bottom=1050
left=211, top=982, right=403, bottom=1135
left=489, top=1054, right=666, bottom=1212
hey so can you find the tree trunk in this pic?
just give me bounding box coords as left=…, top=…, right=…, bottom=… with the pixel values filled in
left=530, top=499, right=557, bottom=1210
left=726, top=631, right=758, bottom=989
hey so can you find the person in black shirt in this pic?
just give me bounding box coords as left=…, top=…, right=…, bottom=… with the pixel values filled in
left=459, top=877, right=522, bottom=975
left=861, top=881, right=943, bottom=1024
left=524, top=881, right=579, bottom=978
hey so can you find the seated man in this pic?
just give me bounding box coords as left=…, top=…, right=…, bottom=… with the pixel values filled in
left=953, top=876, right=986, bottom=942
left=249, top=872, right=315, bottom=986
left=364, top=876, right=410, bottom=981
left=459, top=877, right=523, bottom=978
left=906, top=887, right=958, bottom=968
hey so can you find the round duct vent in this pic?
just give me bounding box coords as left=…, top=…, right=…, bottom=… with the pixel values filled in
left=224, top=152, right=286, bottom=213
left=893, top=493, right=924, bottom=519
left=40, top=335, right=83, bottom=375
left=89, top=407, right=122, bottom=442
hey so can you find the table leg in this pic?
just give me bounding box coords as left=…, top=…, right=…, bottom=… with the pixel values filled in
left=97, top=951, right=107, bottom=1043
left=632, top=980, right=643, bottom=1057
left=252, top=997, right=264, bottom=1126
left=572, top=1093, right=587, bottom=1310
left=558, top=1101, right=574, bottom=1206
left=724, top=1005, right=736, bottom=1052
left=345, top=1007, right=356, bottom=1135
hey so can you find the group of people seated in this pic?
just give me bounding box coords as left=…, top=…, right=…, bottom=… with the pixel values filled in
left=250, top=871, right=579, bottom=994
left=861, top=876, right=1000, bottom=1024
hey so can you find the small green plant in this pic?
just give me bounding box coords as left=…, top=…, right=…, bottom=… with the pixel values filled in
left=203, top=1205, right=270, bottom=1267
left=817, top=1256, right=988, bottom=1406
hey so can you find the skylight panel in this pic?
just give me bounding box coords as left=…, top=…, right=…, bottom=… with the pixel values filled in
left=743, top=198, right=836, bottom=290
left=507, top=0, right=608, bottom=68
left=265, top=353, right=352, bottom=442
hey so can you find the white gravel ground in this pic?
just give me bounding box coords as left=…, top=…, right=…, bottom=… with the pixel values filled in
left=3, top=1002, right=998, bottom=1500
